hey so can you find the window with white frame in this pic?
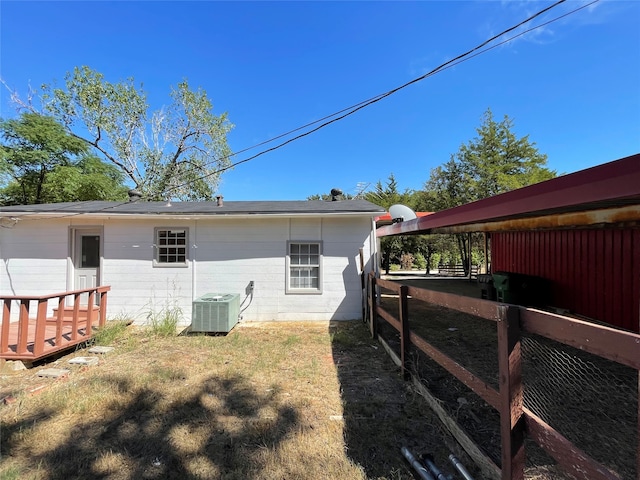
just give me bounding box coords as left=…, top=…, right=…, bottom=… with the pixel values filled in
left=287, top=241, right=322, bottom=293
left=154, top=228, right=188, bottom=266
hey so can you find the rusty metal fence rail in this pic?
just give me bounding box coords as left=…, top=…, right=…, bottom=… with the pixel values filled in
left=367, top=272, right=639, bottom=480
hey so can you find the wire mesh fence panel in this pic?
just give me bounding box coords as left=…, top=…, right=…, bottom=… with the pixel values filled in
left=522, top=333, right=638, bottom=479
left=375, top=289, right=638, bottom=478
left=409, top=345, right=503, bottom=466
left=379, top=295, right=500, bottom=388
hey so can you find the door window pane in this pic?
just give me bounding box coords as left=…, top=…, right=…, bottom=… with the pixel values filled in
left=81, top=236, right=100, bottom=268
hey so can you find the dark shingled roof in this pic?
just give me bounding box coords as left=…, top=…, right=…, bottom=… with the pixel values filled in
left=0, top=200, right=385, bottom=216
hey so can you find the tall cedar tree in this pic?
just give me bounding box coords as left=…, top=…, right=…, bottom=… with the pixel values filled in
left=423, top=109, right=555, bottom=271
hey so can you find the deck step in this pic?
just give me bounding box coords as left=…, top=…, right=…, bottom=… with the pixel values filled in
left=50, top=306, right=100, bottom=321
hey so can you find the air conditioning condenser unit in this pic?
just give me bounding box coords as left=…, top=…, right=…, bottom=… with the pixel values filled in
left=191, top=293, right=240, bottom=333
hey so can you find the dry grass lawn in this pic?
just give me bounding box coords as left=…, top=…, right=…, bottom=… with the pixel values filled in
left=0, top=320, right=475, bottom=480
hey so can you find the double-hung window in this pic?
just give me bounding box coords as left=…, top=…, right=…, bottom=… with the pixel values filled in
left=154, top=228, right=188, bottom=266
left=287, top=241, right=322, bottom=293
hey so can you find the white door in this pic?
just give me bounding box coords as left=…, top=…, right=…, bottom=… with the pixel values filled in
left=73, top=229, right=101, bottom=305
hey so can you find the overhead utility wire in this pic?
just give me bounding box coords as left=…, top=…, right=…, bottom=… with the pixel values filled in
left=162, top=0, right=578, bottom=196
left=7, top=0, right=596, bottom=223
left=204, top=0, right=578, bottom=167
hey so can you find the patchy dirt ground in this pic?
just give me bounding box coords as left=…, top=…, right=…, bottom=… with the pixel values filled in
left=2, top=275, right=634, bottom=479
left=0, top=320, right=482, bottom=480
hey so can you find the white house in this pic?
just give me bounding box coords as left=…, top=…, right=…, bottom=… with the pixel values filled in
left=0, top=199, right=384, bottom=326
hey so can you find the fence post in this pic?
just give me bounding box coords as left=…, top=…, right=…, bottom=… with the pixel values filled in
left=399, top=285, right=410, bottom=380
left=497, top=304, right=525, bottom=480
left=369, top=275, right=378, bottom=339
left=359, top=248, right=366, bottom=322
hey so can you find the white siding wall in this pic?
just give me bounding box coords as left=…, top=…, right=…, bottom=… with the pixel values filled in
left=0, top=219, right=68, bottom=295
left=101, top=219, right=194, bottom=323
left=0, top=214, right=376, bottom=325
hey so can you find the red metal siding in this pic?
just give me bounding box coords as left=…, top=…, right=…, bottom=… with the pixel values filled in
left=492, top=229, right=640, bottom=332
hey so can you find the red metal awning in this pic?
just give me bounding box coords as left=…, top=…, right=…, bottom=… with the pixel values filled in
left=378, top=153, right=640, bottom=236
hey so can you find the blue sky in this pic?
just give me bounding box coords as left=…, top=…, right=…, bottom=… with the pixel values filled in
left=1, top=1, right=639, bottom=201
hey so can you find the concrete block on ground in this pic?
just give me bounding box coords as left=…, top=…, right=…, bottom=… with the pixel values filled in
left=88, top=346, right=114, bottom=354
left=69, top=357, right=99, bottom=366
left=1, top=360, right=27, bottom=373
left=37, top=368, right=70, bottom=378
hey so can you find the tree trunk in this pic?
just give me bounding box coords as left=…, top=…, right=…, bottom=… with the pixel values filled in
left=457, top=234, right=469, bottom=275
left=35, top=166, right=47, bottom=204
left=425, top=246, right=433, bottom=275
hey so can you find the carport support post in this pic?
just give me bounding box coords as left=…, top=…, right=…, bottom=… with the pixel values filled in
left=497, top=305, right=525, bottom=480
left=399, top=285, right=410, bottom=380
left=467, top=232, right=473, bottom=280
left=484, top=232, right=490, bottom=274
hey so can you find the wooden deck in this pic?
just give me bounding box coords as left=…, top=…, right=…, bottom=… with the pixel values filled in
left=2, top=318, right=99, bottom=359
left=1, top=286, right=110, bottom=362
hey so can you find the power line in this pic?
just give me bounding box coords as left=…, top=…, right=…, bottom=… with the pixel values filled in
left=2, top=0, right=598, bottom=222
left=162, top=0, right=583, bottom=197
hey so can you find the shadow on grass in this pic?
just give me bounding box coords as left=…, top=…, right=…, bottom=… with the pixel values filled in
left=330, top=321, right=459, bottom=479
left=1, top=372, right=298, bottom=479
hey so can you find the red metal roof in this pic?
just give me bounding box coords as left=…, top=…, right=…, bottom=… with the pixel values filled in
left=377, top=153, right=640, bottom=236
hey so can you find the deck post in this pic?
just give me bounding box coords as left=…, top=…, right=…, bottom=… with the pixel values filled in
left=85, top=290, right=95, bottom=337
left=55, top=296, right=65, bottom=346
left=497, top=304, right=525, bottom=480
left=17, top=300, right=30, bottom=356
left=399, top=285, right=410, bottom=380
left=71, top=293, right=81, bottom=341
left=1, top=300, right=11, bottom=355
left=99, top=289, right=108, bottom=327
left=33, top=299, right=48, bottom=357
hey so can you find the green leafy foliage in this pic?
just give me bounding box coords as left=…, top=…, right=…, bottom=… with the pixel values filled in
left=424, top=108, right=555, bottom=210
left=421, top=108, right=555, bottom=272
left=363, top=174, right=426, bottom=273
left=41, top=66, right=234, bottom=201
left=0, top=112, right=128, bottom=205
left=370, top=109, right=553, bottom=273
left=307, top=192, right=354, bottom=201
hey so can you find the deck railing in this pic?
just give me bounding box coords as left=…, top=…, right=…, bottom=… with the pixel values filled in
left=367, top=272, right=639, bottom=480
left=1, top=286, right=111, bottom=361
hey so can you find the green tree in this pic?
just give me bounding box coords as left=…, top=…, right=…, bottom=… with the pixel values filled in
left=423, top=108, right=556, bottom=272
left=0, top=112, right=129, bottom=205
left=363, top=173, right=415, bottom=210
left=425, top=108, right=555, bottom=208
left=42, top=155, right=129, bottom=202
left=364, top=174, right=420, bottom=274
left=39, top=66, right=233, bottom=201
left=307, top=192, right=354, bottom=201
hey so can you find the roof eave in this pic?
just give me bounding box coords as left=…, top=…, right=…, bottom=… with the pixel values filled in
left=378, top=153, right=640, bottom=236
